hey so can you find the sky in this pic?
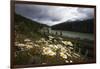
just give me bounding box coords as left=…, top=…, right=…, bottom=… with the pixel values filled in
left=15, top=4, right=94, bottom=26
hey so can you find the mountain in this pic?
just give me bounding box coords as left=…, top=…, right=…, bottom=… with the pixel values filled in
left=14, top=13, right=48, bottom=41
left=51, top=19, right=94, bottom=33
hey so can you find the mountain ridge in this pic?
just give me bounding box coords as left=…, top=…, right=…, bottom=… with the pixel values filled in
left=51, top=19, right=94, bottom=33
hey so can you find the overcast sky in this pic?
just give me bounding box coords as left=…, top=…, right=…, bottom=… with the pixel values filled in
left=15, top=4, right=94, bottom=26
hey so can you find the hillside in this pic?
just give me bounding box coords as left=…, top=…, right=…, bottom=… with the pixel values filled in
left=14, top=13, right=48, bottom=42
left=51, top=19, right=94, bottom=33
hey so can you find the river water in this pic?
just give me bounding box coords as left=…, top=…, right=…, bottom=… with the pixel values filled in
left=49, top=30, right=94, bottom=40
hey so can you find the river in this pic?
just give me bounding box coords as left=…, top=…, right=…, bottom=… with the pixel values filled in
left=49, top=29, right=94, bottom=40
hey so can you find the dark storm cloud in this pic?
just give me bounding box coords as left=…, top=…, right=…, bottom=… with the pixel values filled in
left=15, top=4, right=94, bottom=26
left=78, top=8, right=94, bottom=19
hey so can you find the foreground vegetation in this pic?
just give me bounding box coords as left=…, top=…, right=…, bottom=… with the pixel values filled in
left=14, top=35, right=88, bottom=65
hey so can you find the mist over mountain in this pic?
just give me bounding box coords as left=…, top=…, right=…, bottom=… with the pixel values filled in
left=15, top=4, right=94, bottom=26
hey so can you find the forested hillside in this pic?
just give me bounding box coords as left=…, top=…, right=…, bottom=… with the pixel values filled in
left=51, top=19, right=94, bottom=33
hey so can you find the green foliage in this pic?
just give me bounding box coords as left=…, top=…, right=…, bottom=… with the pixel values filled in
left=15, top=51, right=32, bottom=65
left=41, top=55, right=65, bottom=65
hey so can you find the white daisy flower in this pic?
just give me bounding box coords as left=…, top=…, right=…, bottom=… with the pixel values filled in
left=60, top=52, right=67, bottom=59
left=24, top=38, right=31, bottom=42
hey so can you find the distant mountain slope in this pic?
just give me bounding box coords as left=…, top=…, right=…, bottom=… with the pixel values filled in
left=14, top=13, right=48, bottom=41
left=51, top=19, right=94, bottom=33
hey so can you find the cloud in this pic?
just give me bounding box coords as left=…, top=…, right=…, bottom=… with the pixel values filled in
left=15, top=4, right=94, bottom=26
left=78, top=8, right=94, bottom=19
